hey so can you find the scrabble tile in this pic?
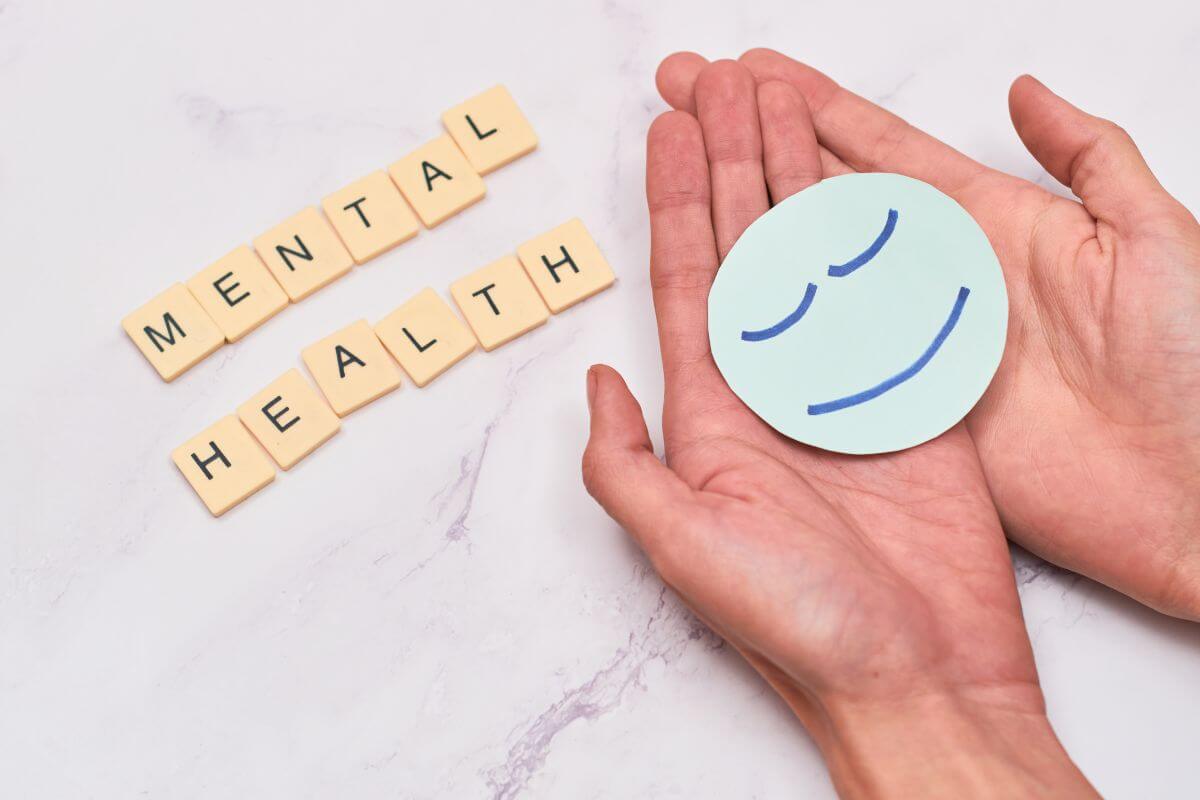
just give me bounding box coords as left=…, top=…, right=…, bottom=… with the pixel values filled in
left=122, top=283, right=224, bottom=381
left=172, top=416, right=275, bottom=517
left=253, top=207, right=354, bottom=301
left=237, top=368, right=340, bottom=470
left=186, top=246, right=288, bottom=342
left=374, top=288, right=476, bottom=387
left=321, top=170, right=419, bottom=264
left=301, top=319, right=402, bottom=416
left=388, top=136, right=485, bottom=228
left=442, top=85, right=538, bottom=174
left=449, top=256, right=548, bottom=351
left=516, top=218, right=616, bottom=313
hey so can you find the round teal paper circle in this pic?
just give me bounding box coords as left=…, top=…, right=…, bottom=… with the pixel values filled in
left=708, top=173, right=1008, bottom=455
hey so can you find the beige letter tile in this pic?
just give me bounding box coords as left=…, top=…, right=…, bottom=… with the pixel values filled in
left=253, top=207, right=354, bottom=301
left=321, top=170, right=420, bottom=264
left=516, top=218, right=615, bottom=313
left=237, top=368, right=340, bottom=470
left=301, top=319, right=402, bottom=416
left=172, top=416, right=275, bottom=516
left=449, top=256, right=548, bottom=351
left=374, top=288, right=476, bottom=387
left=186, top=246, right=288, bottom=342
left=388, top=136, right=485, bottom=228
left=442, top=85, right=538, bottom=174
left=122, top=283, right=224, bottom=381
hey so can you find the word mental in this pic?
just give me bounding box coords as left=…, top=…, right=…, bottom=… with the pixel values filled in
left=123, top=85, right=537, bottom=381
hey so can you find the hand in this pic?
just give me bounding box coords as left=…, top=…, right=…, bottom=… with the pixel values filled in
left=655, top=49, right=1200, bottom=619
left=582, top=60, right=1095, bottom=797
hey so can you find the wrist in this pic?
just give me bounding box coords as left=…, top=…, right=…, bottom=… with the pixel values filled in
left=810, top=691, right=1096, bottom=800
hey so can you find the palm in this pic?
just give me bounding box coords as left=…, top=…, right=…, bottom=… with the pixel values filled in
left=966, top=181, right=1200, bottom=613
left=664, top=421, right=1039, bottom=707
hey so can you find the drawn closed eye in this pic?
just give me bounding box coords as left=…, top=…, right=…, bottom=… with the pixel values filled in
left=739, top=209, right=898, bottom=343
left=827, top=209, right=898, bottom=278
left=741, top=282, right=818, bottom=342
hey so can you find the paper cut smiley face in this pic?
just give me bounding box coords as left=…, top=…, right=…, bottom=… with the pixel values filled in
left=708, top=173, right=1008, bottom=455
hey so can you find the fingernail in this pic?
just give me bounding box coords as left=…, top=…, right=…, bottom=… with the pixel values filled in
left=586, top=366, right=598, bottom=412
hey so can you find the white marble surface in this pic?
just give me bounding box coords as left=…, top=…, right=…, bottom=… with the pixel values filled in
left=2, top=0, right=1199, bottom=797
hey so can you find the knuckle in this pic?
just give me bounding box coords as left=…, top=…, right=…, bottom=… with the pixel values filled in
left=580, top=447, right=605, bottom=495
left=767, top=162, right=822, bottom=193
left=1098, top=118, right=1130, bottom=143
left=705, top=137, right=760, bottom=167
left=650, top=269, right=712, bottom=293
left=647, top=186, right=709, bottom=215
left=581, top=446, right=627, bottom=502
left=651, top=241, right=716, bottom=289
left=869, top=116, right=913, bottom=167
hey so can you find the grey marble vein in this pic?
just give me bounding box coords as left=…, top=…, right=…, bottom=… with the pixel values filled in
left=482, top=580, right=714, bottom=799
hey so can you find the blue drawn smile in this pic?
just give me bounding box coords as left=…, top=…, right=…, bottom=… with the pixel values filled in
left=807, top=286, right=970, bottom=415
left=737, top=209, right=972, bottom=415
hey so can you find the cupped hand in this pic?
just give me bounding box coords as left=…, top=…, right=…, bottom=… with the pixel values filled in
left=655, top=48, right=1200, bottom=620
left=582, top=60, right=1095, bottom=797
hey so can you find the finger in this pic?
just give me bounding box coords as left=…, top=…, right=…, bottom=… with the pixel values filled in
left=653, top=56, right=855, bottom=180
left=757, top=80, right=824, bottom=203
left=739, top=48, right=989, bottom=198
left=646, top=110, right=722, bottom=383
left=656, top=51, right=708, bottom=113
left=582, top=365, right=694, bottom=546
left=694, top=60, right=771, bottom=260
left=1008, top=74, right=1184, bottom=232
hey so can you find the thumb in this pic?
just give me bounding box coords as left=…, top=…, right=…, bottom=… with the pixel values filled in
left=582, top=364, right=693, bottom=550
left=1008, top=74, right=1181, bottom=233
